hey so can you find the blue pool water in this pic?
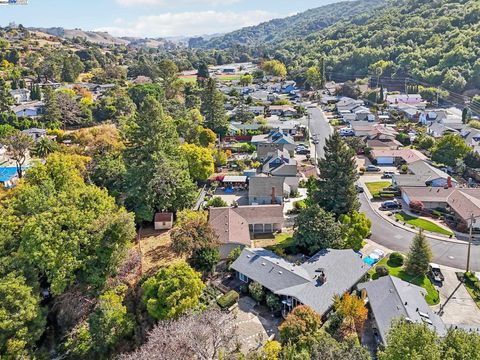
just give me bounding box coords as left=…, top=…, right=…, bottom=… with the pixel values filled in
left=363, top=257, right=377, bottom=266
left=0, top=167, right=18, bottom=182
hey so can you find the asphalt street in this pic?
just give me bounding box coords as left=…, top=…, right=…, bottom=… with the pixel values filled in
left=306, top=104, right=480, bottom=271
left=307, top=107, right=333, bottom=160
left=360, top=194, right=480, bottom=271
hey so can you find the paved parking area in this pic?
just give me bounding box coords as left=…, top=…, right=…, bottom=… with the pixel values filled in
left=214, top=189, right=249, bottom=206
left=436, top=267, right=480, bottom=326
left=233, top=297, right=280, bottom=353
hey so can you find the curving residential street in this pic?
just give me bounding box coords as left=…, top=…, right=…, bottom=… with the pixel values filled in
left=360, top=194, right=480, bottom=271
left=307, top=107, right=333, bottom=160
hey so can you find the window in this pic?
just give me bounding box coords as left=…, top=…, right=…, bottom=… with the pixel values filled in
left=239, top=273, right=249, bottom=283
left=162, top=222, right=166, bottom=226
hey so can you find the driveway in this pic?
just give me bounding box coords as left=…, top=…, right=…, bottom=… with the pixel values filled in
left=233, top=297, right=280, bottom=353
left=436, top=267, right=480, bottom=326
left=214, top=189, right=249, bottom=206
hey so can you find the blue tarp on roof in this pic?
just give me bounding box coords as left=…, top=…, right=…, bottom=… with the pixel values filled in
left=0, top=167, right=18, bottom=182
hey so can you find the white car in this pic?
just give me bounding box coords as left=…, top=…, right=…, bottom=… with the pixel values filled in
left=370, top=249, right=385, bottom=260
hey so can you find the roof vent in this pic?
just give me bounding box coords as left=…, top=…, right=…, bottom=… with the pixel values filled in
left=246, top=255, right=251, bottom=258
left=261, top=262, right=266, bottom=266
left=278, top=271, right=282, bottom=274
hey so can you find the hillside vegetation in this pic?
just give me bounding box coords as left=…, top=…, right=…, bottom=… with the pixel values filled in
left=201, top=0, right=480, bottom=93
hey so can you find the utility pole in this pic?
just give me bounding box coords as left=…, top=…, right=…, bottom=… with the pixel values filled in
left=405, top=78, right=408, bottom=95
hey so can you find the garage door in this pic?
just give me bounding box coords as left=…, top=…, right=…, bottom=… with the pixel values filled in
left=377, top=156, right=394, bottom=165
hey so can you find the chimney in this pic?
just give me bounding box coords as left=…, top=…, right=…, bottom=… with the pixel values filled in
left=271, top=186, right=277, bottom=204
left=317, top=271, right=327, bottom=285
left=447, top=176, right=453, bottom=188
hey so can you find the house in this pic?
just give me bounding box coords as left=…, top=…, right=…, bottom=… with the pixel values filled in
left=261, top=149, right=298, bottom=177
left=231, top=248, right=370, bottom=317
left=269, top=105, right=298, bottom=117
left=251, top=130, right=296, bottom=153
left=386, top=93, right=423, bottom=106
left=366, top=139, right=402, bottom=150
left=154, top=212, right=173, bottom=230
left=281, top=81, right=297, bottom=94
left=353, top=106, right=374, bottom=121
left=12, top=101, right=44, bottom=118
left=22, top=128, right=47, bottom=142
left=427, top=122, right=458, bottom=138
left=10, top=88, right=31, bottom=103
left=257, top=143, right=286, bottom=161
left=248, top=176, right=290, bottom=205
left=247, top=106, right=265, bottom=116
left=400, top=187, right=480, bottom=230
left=92, top=84, right=115, bottom=95
left=209, top=205, right=284, bottom=258
left=392, top=160, right=457, bottom=188
left=370, top=149, right=427, bottom=165
left=358, top=276, right=446, bottom=344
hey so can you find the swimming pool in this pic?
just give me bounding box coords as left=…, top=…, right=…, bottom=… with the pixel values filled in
left=363, top=256, right=377, bottom=266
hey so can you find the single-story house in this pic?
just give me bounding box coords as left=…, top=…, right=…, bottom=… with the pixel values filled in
left=10, top=88, right=31, bottom=103
left=386, top=93, right=423, bottom=106
left=400, top=187, right=454, bottom=209
left=358, top=276, right=446, bottom=344
left=209, top=205, right=284, bottom=258
left=154, top=212, right=173, bottom=230
left=12, top=101, right=44, bottom=118
left=231, top=248, right=370, bottom=317
left=370, top=149, right=427, bottom=165
left=366, top=139, right=402, bottom=150
left=269, top=105, right=298, bottom=117
left=248, top=176, right=290, bottom=205
left=22, top=128, right=47, bottom=142
left=393, top=160, right=457, bottom=188
left=427, top=122, right=458, bottom=138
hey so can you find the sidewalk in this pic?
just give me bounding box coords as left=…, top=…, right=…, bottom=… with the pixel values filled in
left=359, top=177, right=468, bottom=244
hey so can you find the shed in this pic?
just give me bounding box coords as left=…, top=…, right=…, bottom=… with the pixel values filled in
left=154, top=212, right=173, bottom=230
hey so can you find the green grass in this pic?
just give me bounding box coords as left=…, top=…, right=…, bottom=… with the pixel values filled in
left=178, top=76, right=197, bottom=83
left=365, top=181, right=391, bottom=196
left=394, top=212, right=453, bottom=236
left=216, top=75, right=242, bottom=81
left=369, top=257, right=440, bottom=305
left=265, top=233, right=295, bottom=255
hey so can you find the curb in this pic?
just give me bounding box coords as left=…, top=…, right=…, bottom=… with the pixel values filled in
left=361, top=184, right=469, bottom=245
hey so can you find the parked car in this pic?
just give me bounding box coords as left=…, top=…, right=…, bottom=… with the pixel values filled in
left=382, top=171, right=395, bottom=179
left=366, top=165, right=381, bottom=172
left=296, top=148, right=310, bottom=155
left=428, top=263, right=445, bottom=283
left=313, top=140, right=319, bottom=145
left=380, top=200, right=402, bottom=210
left=355, top=184, right=364, bottom=193
left=339, top=129, right=355, bottom=137
left=296, top=143, right=307, bottom=149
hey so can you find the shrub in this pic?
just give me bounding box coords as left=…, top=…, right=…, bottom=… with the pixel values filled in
left=293, top=199, right=307, bottom=212
left=239, top=284, right=248, bottom=294
left=376, top=266, right=389, bottom=277
left=248, top=281, right=264, bottom=302
left=400, top=164, right=409, bottom=174
left=217, top=290, right=239, bottom=309
left=389, top=252, right=404, bottom=266
left=265, top=293, right=281, bottom=312
left=359, top=167, right=366, bottom=172
left=409, top=200, right=424, bottom=214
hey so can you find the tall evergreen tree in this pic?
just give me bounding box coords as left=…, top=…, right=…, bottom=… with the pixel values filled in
left=405, top=231, right=432, bottom=276
left=313, top=132, right=359, bottom=216
left=123, top=96, right=196, bottom=222
left=200, top=78, right=228, bottom=137
left=0, top=78, right=14, bottom=112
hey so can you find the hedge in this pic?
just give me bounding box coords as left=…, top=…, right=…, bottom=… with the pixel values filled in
left=217, top=290, right=239, bottom=309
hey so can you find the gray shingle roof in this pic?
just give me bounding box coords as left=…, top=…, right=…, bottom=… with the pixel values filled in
left=358, top=276, right=446, bottom=344
left=231, top=248, right=370, bottom=315
left=249, top=176, right=289, bottom=198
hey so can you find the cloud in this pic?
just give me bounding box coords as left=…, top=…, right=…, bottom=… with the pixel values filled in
left=95, top=10, right=276, bottom=37
left=116, top=0, right=241, bottom=7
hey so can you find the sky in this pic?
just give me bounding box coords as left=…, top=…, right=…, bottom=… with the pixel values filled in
left=0, top=0, right=339, bottom=38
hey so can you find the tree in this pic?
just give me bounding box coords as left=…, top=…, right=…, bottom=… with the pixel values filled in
left=462, top=107, right=472, bottom=124
left=339, top=211, right=371, bottom=251
left=12, top=153, right=135, bottom=295
left=333, top=293, right=368, bottom=338
left=123, top=96, right=196, bottom=221
left=266, top=293, right=282, bottom=312
left=415, top=134, right=435, bottom=151
left=88, top=285, right=133, bottom=356
left=306, top=66, right=323, bottom=90
left=2, top=132, right=33, bottom=178
left=313, top=132, right=359, bottom=216
left=370, top=60, right=392, bottom=89
left=142, top=262, right=205, bottom=320
left=205, top=196, right=227, bottom=208
left=279, top=305, right=322, bottom=348
left=338, top=81, right=361, bottom=99
left=239, top=73, right=253, bottom=86
left=128, top=83, right=164, bottom=107
left=201, top=78, right=228, bottom=136
left=197, top=62, right=210, bottom=80
left=431, top=133, right=471, bottom=167
left=31, top=137, right=58, bottom=158
left=180, top=143, right=215, bottom=182
left=117, top=310, right=237, bottom=360
left=442, top=69, right=467, bottom=92
left=199, top=127, right=217, bottom=147
left=405, top=231, right=432, bottom=276
left=465, top=151, right=480, bottom=169
left=170, top=216, right=218, bottom=257
left=227, top=246, right=242, bottom=267
left=294, top=204, right=343, bottom=255
left=396, top=132, right=411, bottom=146
left=248, top=281, right=265, bottom=303
left=378, top=319, right=441, bottom=360
left=262, top=60, right=287, bottom=78
left=262, top=340, right=282, bottom=360
left=175, top=209, right=208, bottom=227
left=0, top=77, right=14, bottom=111
left=158, top=59, right=180, bottom=100
left=190, top=246, right=219, bottom=273
left=442, top=328, right=480, bottom=360
left=0, top=273, right=46, bottom=358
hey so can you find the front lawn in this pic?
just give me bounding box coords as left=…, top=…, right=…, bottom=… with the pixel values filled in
left=265, top=233, right=295, bottom=256
left=394, top=212, right=453, bottom=236
left=365, top=181, right=391, bottom=196
left=369, top=257, right=440, bottom=305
